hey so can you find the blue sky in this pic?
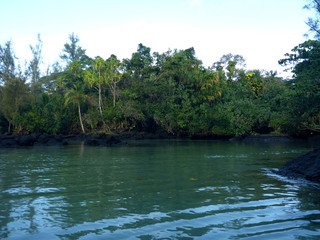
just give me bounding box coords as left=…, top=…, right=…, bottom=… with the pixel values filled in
left=0, top=0, right=312, bottom=76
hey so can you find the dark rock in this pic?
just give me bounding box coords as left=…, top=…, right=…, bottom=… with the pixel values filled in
left=84, top=134, right=124, bottom=146
left=62, top=134, right=84, bottom=142
left=37, top=134, right=50, bottom=144
left=133, top=132, right=147, bottom=140
left=34, top=134, right=67, bottom=146
left=47, top=137, right=67, bottom=146
left=276, top=148, right=320, bottom=183
left=0, top=133, right=122, bottom=148
left=156, top=130, right=173, bottom=139
left=117, top=130, right=174, bottom=140
left=18, top=135, right=36, bottom=146
left=117, top=131, right=145, bottom=140
left=0, top=135, right=15, bottom=140
left=106, top=135, right=121, bottom=146
left=85, top=139, right=100, bottom=146
left=117, top=132, right=136, bottom=140
left=86, top=133, right=106, bottom=140
left=0, top=135, right=18, bottom=147
left=190, top=134, right=232, bottom=140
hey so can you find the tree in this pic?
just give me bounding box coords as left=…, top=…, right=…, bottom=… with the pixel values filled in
left=305, top=0, right=320, bottom=39
left=84, top=56, right=106, bottom=115
left=279, top=40, right=320, bottom=135
left=39, top=61, right=63, bottom=94
left=60, top=33, right=86, bottom=66
left=0, top=77, right=30, bottom=133
left=123, top=43, right=153, bottom=80
left=0, top=41, right=16, bottom=84
left=239, top=70, right=264, bottom=97
left=58, top=49, right=89, bottom=133
left=150, top=48, right=208, bottom=135
left=58, top=59, right=86, bottom=90
left=106, top=55, right=122, bottom=107
left=28, top=34, right=43, bottom=94
left=257, top=73, right=289, bottom=133
left=22, top=93, right=60, bottom=134
left=279, top=40, right=320, bottom=86
left=212, top=54, right=246, bottom=82
left=0, top=41, right=31, bottom=133
left=65, top=84, right=87, bottom=133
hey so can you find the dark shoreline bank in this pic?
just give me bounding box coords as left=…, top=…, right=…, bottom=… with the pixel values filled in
left=274, top=148, right=320, bottom=184
left=0, top=132, right=310, bottom=148
left=0, top=133, right=123, bottom=148
left=0, top=131, right=176, bottom=148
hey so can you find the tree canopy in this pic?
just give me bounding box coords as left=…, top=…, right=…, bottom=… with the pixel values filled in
left=0, top=31, right=319, bottom=137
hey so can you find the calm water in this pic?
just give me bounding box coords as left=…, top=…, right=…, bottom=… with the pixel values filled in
left=1, top=139, right=320, bottom=239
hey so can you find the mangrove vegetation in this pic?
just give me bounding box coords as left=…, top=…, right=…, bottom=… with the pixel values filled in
left=0, top=31, right=320, bottom=138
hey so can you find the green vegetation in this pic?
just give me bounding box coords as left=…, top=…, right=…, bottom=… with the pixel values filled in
left=1, top=2, right=320, bottom=137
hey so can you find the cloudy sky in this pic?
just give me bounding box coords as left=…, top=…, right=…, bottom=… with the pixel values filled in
left=0, top=0, right=312, bottom=77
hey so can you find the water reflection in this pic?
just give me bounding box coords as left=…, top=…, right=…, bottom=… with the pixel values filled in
left=0, top=140, right=319, bottom=239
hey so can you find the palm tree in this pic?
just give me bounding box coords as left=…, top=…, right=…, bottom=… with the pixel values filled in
left=84, top=57, right=106, bottom=116
left=65, top=84, right=87, bottom=133
left=105, top=55, right=122, bottom=107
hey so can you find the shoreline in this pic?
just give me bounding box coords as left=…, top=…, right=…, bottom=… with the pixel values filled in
left=274, top=148, right=320, bottom=184
left=0, top=132, right=312, bottom=148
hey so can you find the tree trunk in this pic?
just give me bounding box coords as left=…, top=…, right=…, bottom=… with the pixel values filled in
left=8, top=122, right=11, bottom=134
left=78, top=102, right=85, bottom=133
left=98, top=83, right=103, bottom=115
left=112, top=83, right=116, bottom=107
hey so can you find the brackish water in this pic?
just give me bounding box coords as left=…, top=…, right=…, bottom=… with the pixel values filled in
left=1, top=139, right=320, bottom=239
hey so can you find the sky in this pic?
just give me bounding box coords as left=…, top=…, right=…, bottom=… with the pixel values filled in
left=0, top=0, right=313, bottom=77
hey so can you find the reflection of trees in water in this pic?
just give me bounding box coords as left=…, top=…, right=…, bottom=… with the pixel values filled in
left=0, top=147, right=72, bottom=236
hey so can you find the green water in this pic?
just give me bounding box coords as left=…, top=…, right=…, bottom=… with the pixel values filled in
left=1, top=139, right=320, bottom=239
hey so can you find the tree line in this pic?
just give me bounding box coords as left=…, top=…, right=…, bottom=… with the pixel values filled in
left=0, top=31, right=319, bottom=137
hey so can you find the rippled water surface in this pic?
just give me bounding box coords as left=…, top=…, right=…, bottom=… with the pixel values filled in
left=1, top=139, right=320, bottom=239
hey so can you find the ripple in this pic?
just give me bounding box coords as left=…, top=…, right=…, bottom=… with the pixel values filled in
left=263, top=168, right=320, bottom=189
left=1, top=141, right=319, bottom=239
left=23, top=196, right=317, bottom=240
left=63, top=207, right=319, bottom=239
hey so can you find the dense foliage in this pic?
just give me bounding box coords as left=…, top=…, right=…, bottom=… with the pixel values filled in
left=0, top=33, right=319, bottom=137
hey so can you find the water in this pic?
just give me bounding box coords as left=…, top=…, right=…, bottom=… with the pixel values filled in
left=1, top=139, right=320, bottom=239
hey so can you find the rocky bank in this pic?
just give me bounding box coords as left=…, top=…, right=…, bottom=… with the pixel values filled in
left=276, top=148, right=320, bottom=183
left=0, top=133, right=125, bottom=148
